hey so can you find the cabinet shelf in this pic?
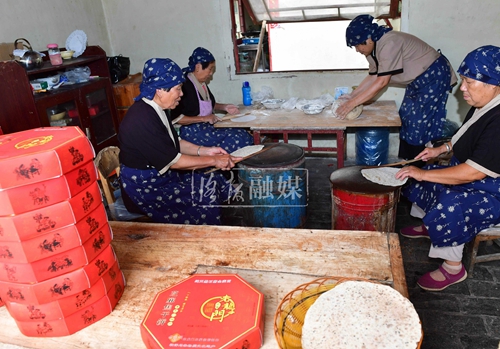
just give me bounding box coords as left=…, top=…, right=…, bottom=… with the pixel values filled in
left=25, top=56, right=101, bottom=78
left=33, top=78, right=106, bottom=101
left=0, top=45, right=119, bottom=153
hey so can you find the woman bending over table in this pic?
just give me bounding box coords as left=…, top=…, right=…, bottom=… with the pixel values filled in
left=337, top=14, right=457, bottom=161
left=171, top=47, right=253, bottom=152
left=118, top=58, right=240, bottom=225
left=396, top=45, right=500, bottom=291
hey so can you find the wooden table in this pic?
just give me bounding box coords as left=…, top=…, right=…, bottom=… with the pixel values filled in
left=216, top=100, right=401, bottom=168
left=0, top=222, right=408, bottom=349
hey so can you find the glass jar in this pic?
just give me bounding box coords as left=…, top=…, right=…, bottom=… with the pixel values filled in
left=47, top=44, right=63, bottom=66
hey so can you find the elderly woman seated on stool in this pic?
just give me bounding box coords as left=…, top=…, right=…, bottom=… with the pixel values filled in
left=396, top=45, right=500, bottom=291
left=171, top=47, right=254, bottom=153
left=118, top=58, right=241, bottom=225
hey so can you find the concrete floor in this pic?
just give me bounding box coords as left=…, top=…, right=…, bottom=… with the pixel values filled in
left=223, top=155, right=500, bottom=349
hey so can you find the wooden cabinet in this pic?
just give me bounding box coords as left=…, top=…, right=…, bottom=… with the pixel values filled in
left=112, top=73, right=142, bottom=123
left=0, top=46, right=120, bottom=153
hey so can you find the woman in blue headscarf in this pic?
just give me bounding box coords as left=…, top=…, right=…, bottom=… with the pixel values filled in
left=118, top=58, right=240, bottom=225
left=395, top=46, right=500, bottom=291
left=337, top=14, right=457, bottom=161
left=171, top=47, right=254, bottom=153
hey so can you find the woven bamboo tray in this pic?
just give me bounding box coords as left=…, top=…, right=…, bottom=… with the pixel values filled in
left=273, top=276, right=423, bottom=349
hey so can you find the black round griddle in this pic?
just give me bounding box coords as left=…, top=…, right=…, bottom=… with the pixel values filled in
left=239, top=143, right=304, bottom=168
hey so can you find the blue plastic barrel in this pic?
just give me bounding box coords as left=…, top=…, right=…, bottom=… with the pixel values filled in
left=355, top=128, right=389, bottom=166
left=237, top=143, right=307, bottom=228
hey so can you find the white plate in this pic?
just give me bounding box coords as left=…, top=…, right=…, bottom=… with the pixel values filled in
left=66, top=30, right=87, bottom=58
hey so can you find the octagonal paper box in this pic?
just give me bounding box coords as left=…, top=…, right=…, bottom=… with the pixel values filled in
left=141, top=274, right=265, bottom=349
left=0, top=126, right=94, bottom=190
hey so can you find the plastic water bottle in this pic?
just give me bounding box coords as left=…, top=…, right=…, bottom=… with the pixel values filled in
left=242, top=81, right=252, bottom=106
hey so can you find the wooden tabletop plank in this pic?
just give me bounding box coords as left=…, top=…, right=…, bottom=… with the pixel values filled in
left=215, top=100, right=401, bottom=129
left=0, top=222, right=407, bottom=349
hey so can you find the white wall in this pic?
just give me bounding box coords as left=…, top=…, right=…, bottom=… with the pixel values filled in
left=404, top=0, right=500, bottom=124
left=101, top=0, right=500, bottom=157
left=0, top=0, right=110, bottom=56
left=1, top=0, right=500, bottom=158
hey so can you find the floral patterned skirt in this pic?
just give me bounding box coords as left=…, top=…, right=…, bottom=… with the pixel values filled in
left=120, top=164, right=235, bottom=225
left=402, top=158, right=500, bottom=247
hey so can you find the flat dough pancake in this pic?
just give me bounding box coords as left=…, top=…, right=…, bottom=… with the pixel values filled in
left=230, top=144, right=264, bottom=157
left=361, top=167, right=408, bottom=187
left=230, top=115, right=256, bottom=122
left=302, top=281, right=422, bottom=349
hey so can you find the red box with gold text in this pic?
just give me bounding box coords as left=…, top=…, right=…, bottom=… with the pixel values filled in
left=0, top=160, right=98, bottom=216
left=0, top=222, right=112, bottom=283
left=4, top=261, right=124, bottom=322
left=0, top=127, right=94, bottom=190
left=141, top=274, right=265, bottom=349
left=0, top=203, right=108, bottom=262
left=12, top=279, right=124, bottom=337
left=0, top=244, right=117, bottom=305
left=0, top=187, right=106, bottom=243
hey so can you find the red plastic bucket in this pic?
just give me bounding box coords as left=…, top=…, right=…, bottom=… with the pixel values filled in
left=330, top=166, right=400, bottom=232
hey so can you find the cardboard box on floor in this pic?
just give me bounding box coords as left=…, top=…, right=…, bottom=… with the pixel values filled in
left=0, top=42, right=15, bottom=62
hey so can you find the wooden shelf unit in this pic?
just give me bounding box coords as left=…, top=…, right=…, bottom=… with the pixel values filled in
left=0, top=46, right=120, bottom=153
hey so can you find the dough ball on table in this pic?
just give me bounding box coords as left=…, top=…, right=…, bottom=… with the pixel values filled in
left=345, top=104, right=363, bottom=120
left=331, top=102, right=363, bottom=120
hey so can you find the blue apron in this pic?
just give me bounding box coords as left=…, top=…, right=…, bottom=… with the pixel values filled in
left=399, top=55, right=453, bottom=146
left=179, top=76, right=253, bottom=152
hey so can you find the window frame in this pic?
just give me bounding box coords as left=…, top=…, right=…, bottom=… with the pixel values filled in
left=231, top=0, right=401, bottom=74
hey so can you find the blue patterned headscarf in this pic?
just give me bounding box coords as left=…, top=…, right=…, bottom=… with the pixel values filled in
left=457, top=45, right=500, bottom=86
left=182, top=47, right=216, bottom=75
left=346, top=14, right=392, bottom=47
left=135, top=58, right=185, bottom=101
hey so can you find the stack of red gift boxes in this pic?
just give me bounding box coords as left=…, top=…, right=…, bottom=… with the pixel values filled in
left=0, top=127, right=125, bottom=337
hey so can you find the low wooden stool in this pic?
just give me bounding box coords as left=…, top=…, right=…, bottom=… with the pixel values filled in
left=464, top=225, right=500, bottom=277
